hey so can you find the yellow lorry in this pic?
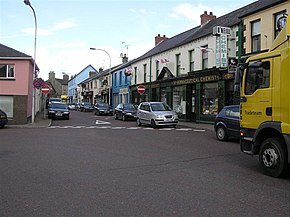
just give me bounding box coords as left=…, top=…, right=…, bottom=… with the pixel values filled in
left=238, top=15, right=290, bottom=177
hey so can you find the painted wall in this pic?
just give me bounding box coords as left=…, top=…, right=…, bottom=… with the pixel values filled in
left=243, top=2, right=289, bottom=53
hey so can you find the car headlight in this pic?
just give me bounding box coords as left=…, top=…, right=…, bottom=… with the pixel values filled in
left=126, top=112, right=132, bottom=115
left=156, top=115, right=164, bottom=119
left=48, top=111, right=55, bottom=113
left=63, top=111, right=69, bottom=114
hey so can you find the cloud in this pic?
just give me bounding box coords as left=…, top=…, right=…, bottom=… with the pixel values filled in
left=22, top=20, right=78, bottom=36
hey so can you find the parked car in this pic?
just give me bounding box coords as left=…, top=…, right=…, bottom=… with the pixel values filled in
left=47, top=102, right=70, bottom=120
left=214, top=105, right=240, bottom=141
left=0, top=109, right=8, bottom=128
left=136, top=102, right=178, bottom=128
left=80, top=102, right=94, bottom=112
left=114, top=103, right=137, bottom=121
left=67, top=103, right=76, bottom=110
left=94, top=102, right=113, bottom=116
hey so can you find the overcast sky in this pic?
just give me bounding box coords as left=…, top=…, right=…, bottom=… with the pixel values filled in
left=0, top=0, right=255, bottom=80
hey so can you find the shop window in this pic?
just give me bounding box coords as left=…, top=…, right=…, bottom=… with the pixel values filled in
left=0, top=96, right=13, bottom=118
left=173, top=86, right=186, bottom=115
left=251, top=20, right=261, bottom=52
left=202, top=82, right=218, bottom=115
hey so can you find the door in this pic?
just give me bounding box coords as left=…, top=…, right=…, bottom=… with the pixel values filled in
left=241, top=60, right=272, bottom=129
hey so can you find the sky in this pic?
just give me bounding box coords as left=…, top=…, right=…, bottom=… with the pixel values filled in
left=0, top=0, right=255, bottom=80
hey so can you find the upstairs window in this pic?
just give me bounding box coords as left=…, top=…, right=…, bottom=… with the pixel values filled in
left=176, top=53, right=181, bottom=76
left=274, top=11, right=287, bottom=38
left=0, top=64, right=15, bottom=79
left=156, top=60, right=159, bottom=79
left=202, top=46, right=209, bottom=69
left=143, top=64, right=147, bottom=83
left=251, top=20, right=261, bottom=52
left=189, top=50, right=195, bottom=72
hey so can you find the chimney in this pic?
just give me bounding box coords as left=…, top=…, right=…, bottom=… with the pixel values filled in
left=122, top=53, right=128, bottom=63
left=99, top=68, right=103, bottom=72
left=63, top=73, right=69, bottom=82
left=89, top=71, right=97, bottom=77
left=200, top=11, right=216, bottom=25
left=155, top=34, right=168, bottom=46
left=48, top=71, right=55, bottom=81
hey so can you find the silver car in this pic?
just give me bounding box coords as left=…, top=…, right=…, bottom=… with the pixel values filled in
left=136, top=102, right=178, bottom=128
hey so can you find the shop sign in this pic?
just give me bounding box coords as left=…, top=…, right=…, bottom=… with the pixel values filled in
left=216, top=34, right=228, bottom=68
left=120, top=88, right=128, bottom=93
left=173, top=75, right=220, bottom=85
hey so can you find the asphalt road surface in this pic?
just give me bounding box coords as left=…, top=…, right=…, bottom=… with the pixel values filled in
left=1, top=111, right=289, bottom=217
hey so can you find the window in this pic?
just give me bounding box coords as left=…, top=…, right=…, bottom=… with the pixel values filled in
left=143, top=64, right=147, bottom=83
left=202, top=46, right=208, bottom=69
left=119, top=71, right=122, bottom=85
left=189, top=50, right=194, bottom=72
left=245, top=61, right=270, bottom=95
left=0, top=64, right=15, bottom=78
left=176, top=54, right=181, bottom=76
left=274, top=11, right=286, bottom=38
left=202, top=82, right=218, bottom=115
left=156, top=60, right=159, bottom=79
left=134, top=67, right=137, bottom=84
left=225, top=107, right=240, bottom=118
left=251, top=20, right=261, bottom=52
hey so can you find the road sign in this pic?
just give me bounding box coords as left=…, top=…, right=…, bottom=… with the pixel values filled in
left=137, top=85, right=145, bottom=94
left=41, top=84, right=50, bottom=94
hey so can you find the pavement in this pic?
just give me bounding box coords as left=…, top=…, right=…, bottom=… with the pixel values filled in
left=6, top=111, right=214, bottom=131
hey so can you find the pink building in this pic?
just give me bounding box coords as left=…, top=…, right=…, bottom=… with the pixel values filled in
left=0, top=43, right=39, bottom=124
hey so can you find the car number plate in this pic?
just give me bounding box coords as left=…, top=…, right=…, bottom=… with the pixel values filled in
left=56, top=113, right=63, bottom=116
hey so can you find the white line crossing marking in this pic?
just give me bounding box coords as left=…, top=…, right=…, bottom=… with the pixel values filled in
left=111, top=127, right=126, bottom=129
left=95, top=120, right=111, bottom=125
left=48, top=125, right=207, bottom=132
left=176, top=128, right=192, bottom=131
left=127, top=127, right=141, bottom=130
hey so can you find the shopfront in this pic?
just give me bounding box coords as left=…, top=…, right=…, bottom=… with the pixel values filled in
left=130, top=68, right=234, bottom=123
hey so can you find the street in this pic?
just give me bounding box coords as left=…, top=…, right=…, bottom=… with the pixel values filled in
left=1, top=111, right=290, bottom=217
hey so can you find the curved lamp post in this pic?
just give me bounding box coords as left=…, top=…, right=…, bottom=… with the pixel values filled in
left=90, top=48, right=112, bottom=103
left=24, top=0, right=37, bottom=123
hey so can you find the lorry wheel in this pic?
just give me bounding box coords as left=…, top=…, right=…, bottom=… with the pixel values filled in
left=216, top=126, right=228, bottom=141
left=259, top=138, right=288, bottom=178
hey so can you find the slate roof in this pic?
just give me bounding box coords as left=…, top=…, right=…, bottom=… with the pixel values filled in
left=131, top=0, right=287, bottom=63
left=0, top=43, right=31, bottom=59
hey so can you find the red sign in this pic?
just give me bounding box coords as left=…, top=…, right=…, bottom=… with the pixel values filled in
left=41, top=84, right=50, bottom=95
left=137, top=85, right=145, bottom=94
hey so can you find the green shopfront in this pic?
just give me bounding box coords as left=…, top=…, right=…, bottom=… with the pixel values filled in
left=130, top=68, right=234, bottom=123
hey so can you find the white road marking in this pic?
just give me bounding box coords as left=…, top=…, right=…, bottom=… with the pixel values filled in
left=95, top=120, right=111, bottom=125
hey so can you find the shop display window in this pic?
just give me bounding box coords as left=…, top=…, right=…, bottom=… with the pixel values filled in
left=202, top=82, right=218, bottom=115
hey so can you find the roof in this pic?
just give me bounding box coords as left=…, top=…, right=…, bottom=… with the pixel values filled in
left=131, top=0, right=286, bottom=63
left=0, top=43, right=31, bottom=59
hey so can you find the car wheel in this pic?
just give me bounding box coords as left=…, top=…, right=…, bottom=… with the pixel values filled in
left=151, top=119, right=157, bottom=128
left=216, top=125, right=228, bottom=141
left=114, top=113, right=118, bottom=120
left=122, top=114, right=126, bottom=121
left=259, top=138, right=289, bottom=178
left=136, top=118, right=142, bottom=126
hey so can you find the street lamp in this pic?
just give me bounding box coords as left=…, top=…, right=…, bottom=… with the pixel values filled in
left=24, top=0, right=37, bottom=123
left=90, top=48, right=112, bottom=103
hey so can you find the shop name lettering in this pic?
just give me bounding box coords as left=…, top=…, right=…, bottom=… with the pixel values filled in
left=245, top=110, right=262, bottom=115
left=173, top=75, right=219, bottom=85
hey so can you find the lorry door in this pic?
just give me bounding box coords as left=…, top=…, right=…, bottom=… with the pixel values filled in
left=241, top=60, right=272, bottom=129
